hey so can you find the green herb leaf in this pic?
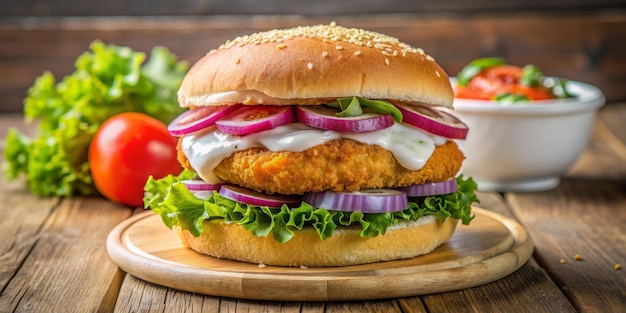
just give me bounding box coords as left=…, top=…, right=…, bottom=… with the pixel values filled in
left=457, top=57, right=505, bottom=86
left=329, top=97, right=403, bottom=122
left=520, top=64, right=543, bottom=87
left=544, top=77, right=576, bottom=99
left=358, top=97, right=403, bottom=122
left=493, top=93, right=530, bottom=103
left=335, top=96, right=363, bottom=117
left=3, top=41, right=189, bottom=197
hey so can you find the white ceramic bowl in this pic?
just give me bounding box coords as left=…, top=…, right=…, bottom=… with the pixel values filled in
left=449, top=78, right=605, bottom=192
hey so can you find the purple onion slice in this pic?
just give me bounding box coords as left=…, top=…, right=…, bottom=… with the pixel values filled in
left=190, top=190, right=214, bottom=200
left=218, top=185, right=302, bottom=208
left=296, top=106, right=394, bottom=133
left=303, top=189, right=408, bottom=213
left=398, top=180, right=457, bottom=197
left=167, top=105, right=240, bottom=136
left=215, top=105, right=295, bottom=135
left=182, top=179, right=221, bottom=191
left=395, top=103, right=468, bottom=139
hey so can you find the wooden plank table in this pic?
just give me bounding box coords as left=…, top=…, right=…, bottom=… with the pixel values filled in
left=2, top=13, right=626, bottom=113
left=0, top=102, right=624, bottom=312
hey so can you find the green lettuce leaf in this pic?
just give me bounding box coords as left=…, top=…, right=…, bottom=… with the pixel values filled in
left=3, top=41, right=189, bottom=197
left=144, top=174, right=478, bottom=242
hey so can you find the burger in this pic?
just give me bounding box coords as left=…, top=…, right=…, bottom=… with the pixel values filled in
left=144, top=23, right=478, bottom=267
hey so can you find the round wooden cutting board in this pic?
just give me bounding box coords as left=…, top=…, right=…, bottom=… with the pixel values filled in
left=106, top=207, right=533, bottom=301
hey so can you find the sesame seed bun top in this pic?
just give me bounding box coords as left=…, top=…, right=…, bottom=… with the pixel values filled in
left=177, top=23, right=453, bottom=108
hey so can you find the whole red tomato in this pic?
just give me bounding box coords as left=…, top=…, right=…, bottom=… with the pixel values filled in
left=89, top=112, right=181, bottom=207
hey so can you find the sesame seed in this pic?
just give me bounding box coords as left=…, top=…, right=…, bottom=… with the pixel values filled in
left=381, top=50, right=391, bottom=56
left=307, top=62, right=313, bottom=70
left=385, top=58, right=390, bottom=65
left=435, top=70, right=440, bottom=77
left=215, top=24, right=430, bottom=59
left=353, top=50, right=362, bottom=56
left=322, top=51, right=329, bottom=57
left=560, top=258, right=566, bottom=264
left=615, top=264, right=622, bottom=270
left=575, top=254, right=583, bottom=261
left=236, top=58, right=241, bottom=64
left=426, top=55, right=435, bottom=61
left=277, top=44, right=287, bottom=49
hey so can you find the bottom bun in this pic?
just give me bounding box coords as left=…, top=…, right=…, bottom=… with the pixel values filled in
left=179, top=215, right=458, bottom=267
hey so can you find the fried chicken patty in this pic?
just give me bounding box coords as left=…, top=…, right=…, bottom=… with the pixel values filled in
left=179, top=138, right=464, bottom=195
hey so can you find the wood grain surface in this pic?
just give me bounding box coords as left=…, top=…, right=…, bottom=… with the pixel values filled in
left=106, top=207, right=533, bottom=301
left=4, top=0, right=624, bottom=17
left=0, top=85, right=624, bottom=312
left=1, top=12, right=625, bottom=113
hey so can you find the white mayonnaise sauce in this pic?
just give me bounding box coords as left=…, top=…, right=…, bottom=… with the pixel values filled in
left=181, top=122, right=446, bottom=184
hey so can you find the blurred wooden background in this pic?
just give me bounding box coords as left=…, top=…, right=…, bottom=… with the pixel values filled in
left=1, top=0, right=625, bottom=113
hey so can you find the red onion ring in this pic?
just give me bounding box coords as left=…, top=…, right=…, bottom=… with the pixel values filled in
left=303, top=189, right=408, bottom=213
left=218, top=185, right=302, bottom=208
left=190, top=190, right=214, bottom=200
left=395, top=104, right=468, bottom=139
left=398, top=180, right=457, bottom=197
left=216, top=106, right=295, bottom=135
left=182, top=179, right=221, bottom=191
left=296, top=106, right=394, bottom=133
left=167, top=105, right=241, bottom=136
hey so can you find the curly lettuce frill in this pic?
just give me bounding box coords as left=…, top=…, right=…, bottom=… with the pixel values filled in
left=144, top=171, right=478, bottom=243
left=3, top=41, right=188, bottom=197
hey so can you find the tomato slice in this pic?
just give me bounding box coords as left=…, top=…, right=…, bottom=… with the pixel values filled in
left=508, top=85, right=555, bottom=101
left=456, top=64, right=556, bottom=101
left=483, top=65, right=523, bottom=85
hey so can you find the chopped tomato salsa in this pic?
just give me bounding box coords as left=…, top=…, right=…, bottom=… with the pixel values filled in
left=454, top=58, right=573, bottom=102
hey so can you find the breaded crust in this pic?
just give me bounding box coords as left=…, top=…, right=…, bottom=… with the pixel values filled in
left=180, top=139, right=464, bottom=195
